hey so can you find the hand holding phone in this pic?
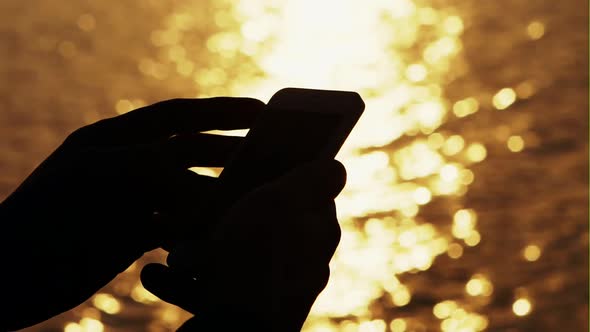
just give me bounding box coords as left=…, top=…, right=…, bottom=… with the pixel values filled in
left=219, top=87, right=365, bottom=201
left=144, top=88, right=364, bottom=331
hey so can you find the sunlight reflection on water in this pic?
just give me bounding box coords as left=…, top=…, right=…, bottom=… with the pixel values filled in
left=1, top=0, right=586, bottom=331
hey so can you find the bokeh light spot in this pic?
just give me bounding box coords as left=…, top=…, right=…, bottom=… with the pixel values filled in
left=493, top=88, right=516, bottom=110
left=507, top=135, right=525, bottom=152
left=513, top=298, right=532, bottom=316
left=448, top=243, right=464, bottom=259
left=466, top=143, right=487, bottom=162
left=523, top=244, right=541, bottom=261
left=390, top=319, right=407, bottom=332
left=77, top=14, right=96, bottom=32
left=527, top=21, right=545, bottom=40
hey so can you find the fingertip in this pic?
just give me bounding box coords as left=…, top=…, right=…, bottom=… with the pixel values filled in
left=204, top=96, right=266, bottom=111
left=239, top=97, right=266, bottom=109
left=140, top=263, right=168, bottom=283
left=166, top=242, right=204, bottom=274
left=140, top=263, right=200, bottom=313
left=327, top=159, right=347, bottom=196
left=260, top=159, right=347, bottom=208
left=140, top=263, right=170, bottom=294
left=309, top=159, right=347, bottom=199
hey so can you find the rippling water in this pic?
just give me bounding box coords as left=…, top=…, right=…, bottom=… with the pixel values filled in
left=1, top=1, right=587, bottom=331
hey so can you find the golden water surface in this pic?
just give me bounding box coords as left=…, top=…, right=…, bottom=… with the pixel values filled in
left=0, top=0, right=587, bottom=331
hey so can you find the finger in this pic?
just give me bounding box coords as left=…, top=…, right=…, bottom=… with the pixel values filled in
left=122, top=159, right=218, bottom=203
left=165, top=240, right=209, bottom=274
left=295, top=201, right=341, bottom=261
left=160, top=133, right=244, bottom=168
left=279, top=264, right=331, bottom=329
left=157, top=169, right=219, bottom=206
left=77, top=97, right=265, bottom=145
left=177, top=317, right=200, bottom=331
left=276, top=203, right=339, bottom=292
left=84, top=145, right=220, bottom=203
left=249, top=159, right=347, bottom=210
left=166, top=241, right=194, bottom=272
left=140, top=263, right=201, bottom=313
left=154, top=171, right=223, bottom=246
left=269, top=202, right=340, bottom=268
left=272, top=159, right=347, bottom=202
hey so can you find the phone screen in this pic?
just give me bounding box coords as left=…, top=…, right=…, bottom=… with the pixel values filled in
left=219, top=107, right=342, bottom=201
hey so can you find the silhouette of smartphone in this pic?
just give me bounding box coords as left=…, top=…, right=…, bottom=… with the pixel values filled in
left=219, top=87, right=365, bottom=200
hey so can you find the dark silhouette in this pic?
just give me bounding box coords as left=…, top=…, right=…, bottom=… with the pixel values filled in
left=0, top=97, right=345, bottom=331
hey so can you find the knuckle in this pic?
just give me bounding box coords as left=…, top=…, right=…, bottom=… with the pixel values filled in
left=247, top=182, right=285, bottom=208
left=330, top=219, right=342, bottom=249
left=154, top=98, right=190, bottom=109
left=64, top=126, right=92, bottom=145
left=64, top=118, right=112, bottom=146
left=315, top=265, right=331, bottom=292
left=321, top=202, right=341, bottom=250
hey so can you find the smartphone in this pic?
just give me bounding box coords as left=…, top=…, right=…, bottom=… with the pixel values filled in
left=218, top=87, right=365, bottom=201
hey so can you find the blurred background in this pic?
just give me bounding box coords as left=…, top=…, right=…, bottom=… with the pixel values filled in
left=0, top=0, right=587, bottom=331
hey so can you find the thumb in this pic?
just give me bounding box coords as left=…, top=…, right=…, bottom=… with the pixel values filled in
left=279, top=159, right=347, bottom=198
left=140, top=263, right=201, bottom=314
left=251, top=159, right=347, bottom=210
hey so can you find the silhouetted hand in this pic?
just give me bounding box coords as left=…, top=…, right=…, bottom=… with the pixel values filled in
left=141, top=160, right=346, bottom=332
left=0, top=97, right=264, bottom=330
